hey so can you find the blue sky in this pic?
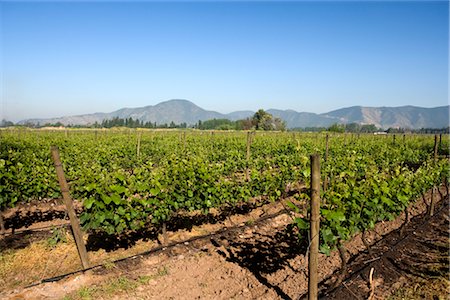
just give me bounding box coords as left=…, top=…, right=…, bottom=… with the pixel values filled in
left=1, top=1, right=448, bottom=122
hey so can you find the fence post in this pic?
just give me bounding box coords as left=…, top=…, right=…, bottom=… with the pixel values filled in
left=433, top=134, right=438, bottom=161
left=137, top=131, right=142, bottom=158
left=324, top=135, right=329, bottom=191
left=429, top=135, right=439, bottom=217
left=51, top=146, right=90, bottom=269
left=0, top=212, right=5, bottom=236
left=309, top=154, right=321, bottom=300
left=429, top=187, right=436, bottom=217
left=246, top=131, right=252, bottom=181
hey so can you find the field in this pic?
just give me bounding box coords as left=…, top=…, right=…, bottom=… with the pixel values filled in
left=0, top=128, right=449, bottom=299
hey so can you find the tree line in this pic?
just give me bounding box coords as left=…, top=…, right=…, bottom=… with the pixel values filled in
left=1, top=109, right=286, bottom=131
left=196, top=109, right=285, bottom=131
left=1, top=116, right=448, bottom=133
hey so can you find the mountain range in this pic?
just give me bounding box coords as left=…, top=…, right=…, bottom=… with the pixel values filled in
left=20, top=99, right=449, bottom=129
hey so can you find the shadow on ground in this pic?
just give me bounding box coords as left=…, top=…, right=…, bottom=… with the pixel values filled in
left=213, top=224, right=308, bottom=300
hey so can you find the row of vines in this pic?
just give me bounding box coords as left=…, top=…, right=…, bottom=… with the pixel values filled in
left=0, top=129, right=448, bottom=256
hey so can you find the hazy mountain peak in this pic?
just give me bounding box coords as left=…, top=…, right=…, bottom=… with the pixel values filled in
left=18, top=100, right=449, bottom=129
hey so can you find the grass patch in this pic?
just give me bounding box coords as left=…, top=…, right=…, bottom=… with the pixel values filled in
left=0, top=240, right=81, bottom=291
left=389, top=277, right=450, bottom=300
left=137, top=266, right=169, bottom=284
left=102, top=260, right=116, bottom=270
left=156, top=265, right=169, bottom=277
left=62, top=266, right=169, bottom=299
left=0, top=231, right=161, bottom=293
left=46, top=227, right=68, bottom=248
left=245, top=219, right=255, bottom=226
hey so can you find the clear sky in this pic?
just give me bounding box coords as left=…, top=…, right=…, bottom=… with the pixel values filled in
left=1, top=1, right=448, bottom=122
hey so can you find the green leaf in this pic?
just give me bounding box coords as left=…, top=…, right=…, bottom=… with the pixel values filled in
left=320, top=243, right=331, bottom=256
left=115, top=174, right=125, bottom=182
left=321, top=227, right=336, bottom=244
left=102, top=194, right=112, bottom=205
left=322, top=209, right=346, bottom=222
left=96, top=212, right=106, bottom=223
left=397, top=194, right=409, bottom=203
left=117, top=206, right=126, bottom=215
left=111, top=193, right=122, bottom=205
left=84, top=197, right=95, bottom=209
left=294, top=217, right=309, bottom=230
left=286, top=201, right=299, bottom=213
left=150, top=188, right=160, bottom=196
left=381, top=196, right=394, bottom=207
left=110, top=184, right=126, bottom=194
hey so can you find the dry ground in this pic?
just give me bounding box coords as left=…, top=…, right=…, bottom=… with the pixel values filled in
left=1, top=186, right=448, bottom=300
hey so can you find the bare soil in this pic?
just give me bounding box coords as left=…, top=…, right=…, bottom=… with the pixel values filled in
left=319, top=191, right=449, bottom=300
left=1, top=186, right=448, bottom=300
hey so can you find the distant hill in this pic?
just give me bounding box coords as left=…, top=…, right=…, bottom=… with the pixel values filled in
left=267, top=109, right=338, bottom=128
left=322, top=105, right=449, bottom=129
left=19, top=99, right=449, bottom=129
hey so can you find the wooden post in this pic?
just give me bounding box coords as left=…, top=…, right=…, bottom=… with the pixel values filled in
left=309, top=154, right=321, bottom=300
left=393, top=134, right=396, bottom=145
left=51, top=146, right=90, bottom=269
left=246, top=131, right=252, bottom=181
left=162, top=222, right=168, bottom=246
left=324, top=135, right=329, bottom=191
left=136, top=132, right=142, bottom=159
left=433, top=134, right=438, bottom=161
left=439, top=133, right=442, bottom=151
left=429, top=186, right=436, bottom=217
left=0, top=211, right=5, bottom=236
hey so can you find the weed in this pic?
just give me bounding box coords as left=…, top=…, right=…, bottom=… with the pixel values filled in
left=388, top=278, right=449, bottom=300
left=61, top=266, right=170, bottom=299
left=156, top=266, right=169, bottom=277
left=104, top=276, right=138, bottom=293
left=47, top=226, right=67, bottom=248
left=137, top=266, right=169, bottom=285
left=102, top=260, right=116, bottom=270
left=77, top=286, right=95, bottom=300
left=245, top=219, right=255, bottom=225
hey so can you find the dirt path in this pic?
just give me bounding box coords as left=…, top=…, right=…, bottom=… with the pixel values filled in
left=320, top=194, right=449, bottom=300
left=2, top=187, right=448, bottom=300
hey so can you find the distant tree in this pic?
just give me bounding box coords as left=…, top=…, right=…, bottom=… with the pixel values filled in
left=327, top=123, right=345, bottom=133
left=387, top=127, right=405, bottom=134
left=360, top=124, right=378, bottom=133
left=345, top=123, right=361, bottom=133
left=236, top=118, right=253, bottom=130
left=251, top=109, right=286, bottom=131
left=199, top=118, right=235, bottom=130
left=0, top=119, right=14, bottom=127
